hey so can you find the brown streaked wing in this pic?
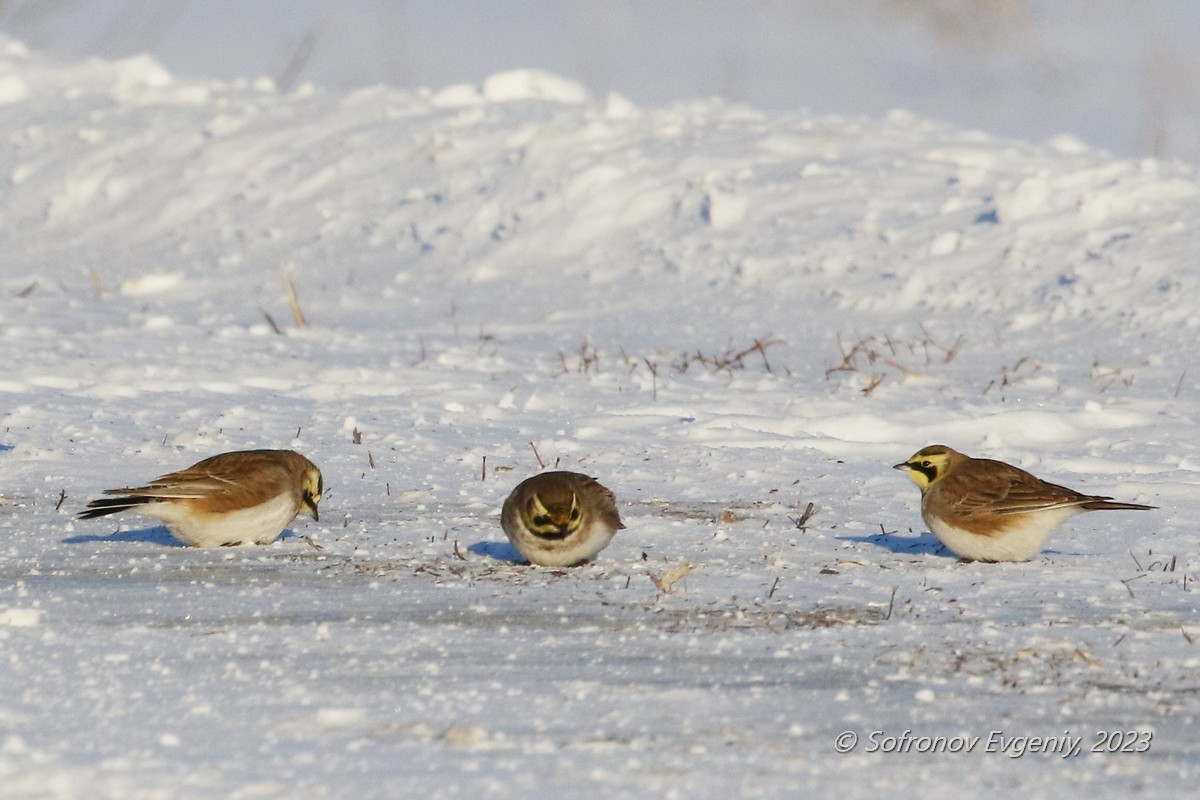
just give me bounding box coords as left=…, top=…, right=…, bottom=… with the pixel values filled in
left=104, top=451, right=295, bottom=511
left=573, top=473, right=625, bottom=531
left=938, top=458, right=1088, bottom=515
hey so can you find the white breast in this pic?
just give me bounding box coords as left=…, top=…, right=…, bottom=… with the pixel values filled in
left=144, top=492, right=300, bottom=548
left=924, top=505, right=1083, bottom=562
left=504, top=517, right=619, bottom=567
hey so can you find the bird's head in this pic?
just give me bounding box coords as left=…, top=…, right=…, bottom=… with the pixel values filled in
left=525, top=486, right=582, bottom=539
left=300, top=467, right=323, bottom=521
left=893, top=444, right=960, bottom=491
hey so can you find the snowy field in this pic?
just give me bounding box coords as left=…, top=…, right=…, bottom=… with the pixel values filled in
left=1, top=32, right=1199, bottom=798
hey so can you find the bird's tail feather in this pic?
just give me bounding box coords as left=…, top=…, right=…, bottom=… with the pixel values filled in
left=77, top=496, right=156, bottom=520
left=1081, top=499, right=1156, bottom=511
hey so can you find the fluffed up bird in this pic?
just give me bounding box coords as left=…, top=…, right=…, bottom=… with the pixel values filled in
left=500, top=471, right=624, bottom=566
left=894, top=444, right=1155, bottom=562
left=78, top=449, right=323, bottom=548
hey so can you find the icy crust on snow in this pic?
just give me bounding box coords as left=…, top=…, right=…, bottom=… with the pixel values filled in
left=1, top=35, right=1199, bottom=799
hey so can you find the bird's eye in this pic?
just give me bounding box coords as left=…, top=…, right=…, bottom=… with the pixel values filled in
left=921, top=460, right=933, bottom=468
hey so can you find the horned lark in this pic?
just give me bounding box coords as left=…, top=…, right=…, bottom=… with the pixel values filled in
left=500, top=471, right=624, bottom=566
left=894, top=444, right=1154, bottom=562
left=78, top=449, right=323, bottom=548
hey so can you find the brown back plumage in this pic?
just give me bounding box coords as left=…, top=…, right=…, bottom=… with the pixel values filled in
left=79, top=449, right=320, bottom=519
left=526, top=471, right=624, bottom=529
left=905, top=444, right=1156, bottom=516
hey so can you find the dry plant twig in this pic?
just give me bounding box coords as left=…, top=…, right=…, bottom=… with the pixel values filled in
left=651, top=562, right=695, bottom=595
left=529, top=441, right=545, bottom=469
left=89, top=267, right=104, bottom=299
left=788, top=501, right=817, bottom=530
left=285, top=275, right=308, bottom=328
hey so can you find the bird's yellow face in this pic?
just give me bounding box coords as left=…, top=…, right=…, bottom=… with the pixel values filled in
left=300, top=468, right=323, bottom=521
left=525, top=490, right=582, bottom=539
left=894, top=446, right=954, bottom=491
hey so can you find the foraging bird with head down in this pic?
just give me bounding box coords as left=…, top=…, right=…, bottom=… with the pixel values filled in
left=894, top=444, right=1155, bottom=562
left=78, top=449, right=323, bottom=548
left=501, top=471, right=624, bottom=566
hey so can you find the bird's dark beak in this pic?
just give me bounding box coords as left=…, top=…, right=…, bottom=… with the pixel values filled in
left=893, top=462, right=909, bottom=471
left=305, top=495, right=320, bottom=521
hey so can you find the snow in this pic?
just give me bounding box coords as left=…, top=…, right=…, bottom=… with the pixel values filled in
left=9, top=1, right=1200, bottom=164
left=2, top=33, right=1199, bottom=799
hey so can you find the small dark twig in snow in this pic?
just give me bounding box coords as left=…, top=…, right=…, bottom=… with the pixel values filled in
left=1120, top=575, right=1144, bottom=598
left=644, top=358, right=659, bottom=400
left=260, top=308, right=283, bottom=335
left=788, top=501, right=816, bottom=530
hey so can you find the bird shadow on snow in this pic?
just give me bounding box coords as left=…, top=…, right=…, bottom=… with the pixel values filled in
left=839, top=531, right=950, bottom=557
left=840, top=532, right=1084, bottom=560
left=468, top=540, right=525, bottom=563
left=62, top=527, right=307, bottom=548
left=63, top=525, right=184, bottom=547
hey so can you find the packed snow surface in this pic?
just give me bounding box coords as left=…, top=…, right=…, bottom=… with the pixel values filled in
left=1, top=37, right=1198, bottom=798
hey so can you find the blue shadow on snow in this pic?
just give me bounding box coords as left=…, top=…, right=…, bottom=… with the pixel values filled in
left=468, top=540, right=526, bottom=563
left=841, top=531, right=1082, bottom=560
left=63, top=525, right=184, bottom=547
left=62, top=526, right=300, bottom=547
left=839, top=531, right=951, bottom=557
